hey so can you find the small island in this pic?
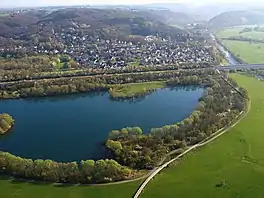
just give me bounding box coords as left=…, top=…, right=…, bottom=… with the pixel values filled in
left=109, top=81, right=165, bottom=99
left=0, top=113, right=14, bottom=134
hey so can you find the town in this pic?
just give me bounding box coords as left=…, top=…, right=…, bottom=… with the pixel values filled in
left=1, top=34, right=216, bottom=68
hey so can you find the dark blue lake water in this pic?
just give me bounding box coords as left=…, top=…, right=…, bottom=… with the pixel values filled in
left=0, top=87, right=203, bottom=162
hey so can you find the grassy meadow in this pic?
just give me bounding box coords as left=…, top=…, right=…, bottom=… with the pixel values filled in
left=217, top=27, right=264, bottom=40
left=221, top=40, right=264, bottom=64
left=141, top=74, right=264, bottom=198
left=0, top=177, right=141, bottom=198
left=109, top=81, right=166, bottom=98
left=217, top=27, right=264, bottom=64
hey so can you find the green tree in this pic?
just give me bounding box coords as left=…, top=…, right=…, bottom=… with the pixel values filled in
left=81, top=160, right=95, bottom=183
left=106, top=140, right=122, bottom=151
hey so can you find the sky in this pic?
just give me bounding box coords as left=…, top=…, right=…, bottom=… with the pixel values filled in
left=0, top=0, right=262, bottom=8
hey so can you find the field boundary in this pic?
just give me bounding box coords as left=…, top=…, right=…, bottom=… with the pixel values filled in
left=133, top=87, right=250, bottom=198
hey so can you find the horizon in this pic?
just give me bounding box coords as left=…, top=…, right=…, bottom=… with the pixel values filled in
left=1, top=0, right=263, bottom=9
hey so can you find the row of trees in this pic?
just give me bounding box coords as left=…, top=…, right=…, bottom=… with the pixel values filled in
left=0, top=55, right=81, bottom=82
left=105, top=76, right=248, bottom=169
left=0, top=69, right=216, bottom=99
left=0, top=55, right=213, bottom=83
left=0, top=152, right=133, bottom=184
left=0, top=113, right=14, bottom=134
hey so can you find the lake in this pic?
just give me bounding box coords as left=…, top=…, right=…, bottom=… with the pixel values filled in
left=0, top=87, right=203, bottom=162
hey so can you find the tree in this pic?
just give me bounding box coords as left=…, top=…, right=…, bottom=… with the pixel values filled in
left=81, top=160, right=95, bottom=182
left=127, top=127, right=143, bottom=136
left=109, top=130, right=120, bottom=139
left=105, top=140, right=122, bottom=151
left=0, top=119, right=10, bottom=131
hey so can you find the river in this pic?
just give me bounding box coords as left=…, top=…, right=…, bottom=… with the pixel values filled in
left=217, top=42, right=238, bottom=65
left=211, top=33, right=238, bottom=65
left=0, top=86, right=203, bottom=162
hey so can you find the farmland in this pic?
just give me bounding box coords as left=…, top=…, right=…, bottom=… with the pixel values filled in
left=221, top=40, right=264, bottom=64
left=217, top=27, right=264, bottom=40
left=216, top=27, right=264, bottom=64
left=141, top=74, right=264, bottom=198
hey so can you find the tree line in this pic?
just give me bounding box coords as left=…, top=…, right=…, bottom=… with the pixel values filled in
left=0, top=54, right=213, bottom=83
left=0, top=152, right=134, bottom=184
left=0, top=69, right=216, bottom=99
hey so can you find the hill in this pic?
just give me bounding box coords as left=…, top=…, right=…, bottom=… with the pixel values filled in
left=209, top=9, right=264, bottom=30
left=0, top=8, right=188, bottom=42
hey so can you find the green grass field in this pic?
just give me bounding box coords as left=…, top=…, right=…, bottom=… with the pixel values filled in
left=110, top=81, right=166, bottom=98
left=0, top=177, right=141, bottom=198
left=221, top=40, right=264, bottom=64
left=141, top=74, right=264, bottom=198
left=217, top=27, right=264, bottom=40
left=217, top=27, right=264, bottom=64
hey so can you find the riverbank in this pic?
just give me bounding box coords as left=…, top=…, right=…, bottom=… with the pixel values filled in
left=109, top=81, right=166, bottom=99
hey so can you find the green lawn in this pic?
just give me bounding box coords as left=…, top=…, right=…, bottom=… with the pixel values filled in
left=141, top=74, right=264, bottom=198
left=0, top=177, right=141, bottom=198
left=221, top=40, right=264, bottom=64
left=110, top=81, right=166, bottom=98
